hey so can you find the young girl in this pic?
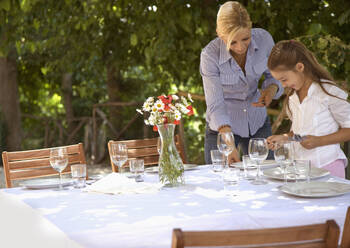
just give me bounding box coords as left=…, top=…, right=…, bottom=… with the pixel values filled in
left=266, top=40, right=350, bottom=178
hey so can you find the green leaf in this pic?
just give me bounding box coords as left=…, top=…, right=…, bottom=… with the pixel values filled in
left=307, top=23, right=322, bottom=35
left=317, top=37, right=328, bottom=50
left=130, top=33, right=138, bottom=46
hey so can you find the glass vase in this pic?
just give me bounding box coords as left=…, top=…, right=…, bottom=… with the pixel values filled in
left=157, top=124, right=184, bottom=187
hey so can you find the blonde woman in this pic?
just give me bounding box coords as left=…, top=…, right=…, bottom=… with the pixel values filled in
left=201, top=1, right=283, bottom=164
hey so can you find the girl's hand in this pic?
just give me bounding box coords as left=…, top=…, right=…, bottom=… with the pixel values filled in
left=266, top=135, right=288, bottom=150
left=300, top=135, right=320, bottom=149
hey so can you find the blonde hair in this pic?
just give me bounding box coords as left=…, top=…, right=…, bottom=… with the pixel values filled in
left=267, top=40, right=341, bottom=118
left=216, top=1, right=252, bottom=50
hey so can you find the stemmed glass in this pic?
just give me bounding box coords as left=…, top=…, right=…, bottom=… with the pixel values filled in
left=49, top=147, right=69, bottom=190
left=248, top=138, right=269, bottom=185
left=274, top=141, right=294, bottom=184
left=110, top=143, right=128, bottom=173
left=217, top=132, right=235, bottom=168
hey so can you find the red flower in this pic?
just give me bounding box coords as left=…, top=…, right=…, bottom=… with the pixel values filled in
left=153, top=125, right=158, bottom=132
left=173, top=120, right=180, bottom=125
left=158, top=95, right=172, bottom=105
left=163, top=116, right=168, bottom=124
left=164, top=104, right=170, bottom=111
left=186, top=105, right=194, bottom=116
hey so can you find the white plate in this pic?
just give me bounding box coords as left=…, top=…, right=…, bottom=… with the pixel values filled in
left=263, top=166, right=330, bottom=181
left=145, top=164, right=198, bottom=173
left=232, top=160, right=278, bottom=170
left=145, top=166, right=159, bottom=173
left=21, top=178, right=73, bottom=189
left=280, top=181, right=350, bottom=198
left=184, top=164, right=199, bottom=171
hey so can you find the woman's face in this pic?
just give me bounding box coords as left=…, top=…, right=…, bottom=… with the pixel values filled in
left=223, top=28, right=251, bottom=55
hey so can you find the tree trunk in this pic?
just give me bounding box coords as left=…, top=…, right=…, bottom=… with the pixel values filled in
left=0, top=55, right=22, bottom=151
left=61, top=73, right=76, bottom=143
left=106, top=63, right=122, bottom=138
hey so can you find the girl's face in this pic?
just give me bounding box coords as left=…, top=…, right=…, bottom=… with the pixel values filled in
left=270, top=63, right=306, bottom=91
left=221, top=28, right=251, bottom=55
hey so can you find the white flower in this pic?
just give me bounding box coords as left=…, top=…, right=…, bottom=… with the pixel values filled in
left=148, top=114, right=156, bottom=125
left=151, top=106, right=158, bottom=113
left=169, top=104, right=176, bottom=111
left=142, top=102, right=151, bottom=111
left=144, top=119, right=149, bottom=125
left=172, top=94, right=179, bottom=100
left=176, top=103, right=190, bottom=114
left=136, top=109, right=143, bottom=115
left=174, top=111, right=181, bottom=120
left=155, top=100, right=164, bottom=110
left=146, top=97, right=154, bottom=103
left=181, top=96, right=188, bottom=106
left=188, top=93, right=193, bottom=103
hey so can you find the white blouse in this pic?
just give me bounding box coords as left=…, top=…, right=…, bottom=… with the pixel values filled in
left=288, top=81, right=350, bottom=168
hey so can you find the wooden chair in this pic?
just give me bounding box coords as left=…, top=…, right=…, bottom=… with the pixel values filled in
left=341, top=206, right=350, bottom=248
left=172, top=220, right=340, bottom=248
left=2, top=143, right=87, bottom=188
left=108, top=135, right=187, bottom=172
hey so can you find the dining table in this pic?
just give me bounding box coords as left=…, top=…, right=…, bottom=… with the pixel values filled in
left=0, top=164, right=349, bottom=248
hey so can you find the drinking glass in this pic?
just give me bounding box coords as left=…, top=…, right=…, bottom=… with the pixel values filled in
left=274, top=141, right=294, bottom=184
left=217, top=132, right=235, bottom=169
left=222, top=167, right=240, bottom=196
left=71, top=164, right=87, bottom=188
left=129, top=159, right=145, bottom=182
left=242, top=155, right=255, bottom=180
left=49, top=147, right=69, bottom=190
left=210, top=150, right=225, bottom=172
left=294, top=159, right=311, bottom=183
left=248, top=138, right=269, bottom=185
left=110, top=143, right=128, bottom=173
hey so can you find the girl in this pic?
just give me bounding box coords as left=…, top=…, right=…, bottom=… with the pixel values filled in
left=200, top=1, right=283, bottom=164
left=266, top=40, right=350, bottom=178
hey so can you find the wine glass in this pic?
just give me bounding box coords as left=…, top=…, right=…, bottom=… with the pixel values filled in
left=274, top=141, right=294, bottom=184
left=248, top=138, right=269, bottom=185
left=49, top=147, right=69, bottom=190
left=217, top=132, right=235, bottom=168
left=110, top=143, right=128, bottom=173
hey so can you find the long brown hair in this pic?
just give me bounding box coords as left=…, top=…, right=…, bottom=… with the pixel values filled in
left=267, top=40, right=342, bottom=118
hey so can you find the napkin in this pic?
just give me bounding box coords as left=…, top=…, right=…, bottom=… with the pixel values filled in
left=84, top=173, right=162, bottom=195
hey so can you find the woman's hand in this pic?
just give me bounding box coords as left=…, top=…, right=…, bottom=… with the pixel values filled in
left=252, top=84, right=278, bottom=107
left=228, top=149, right=240, bottom=163
left=266, top=134, right=288, bottom=150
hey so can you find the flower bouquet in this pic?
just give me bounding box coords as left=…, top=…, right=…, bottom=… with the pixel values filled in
left=136, top=94, right=194, bottom=186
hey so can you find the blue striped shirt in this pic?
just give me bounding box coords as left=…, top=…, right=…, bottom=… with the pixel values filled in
left=200, top=28, right=283, bottom=137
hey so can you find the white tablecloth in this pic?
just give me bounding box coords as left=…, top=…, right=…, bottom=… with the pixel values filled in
left=1, top=165, right=349, bottom=248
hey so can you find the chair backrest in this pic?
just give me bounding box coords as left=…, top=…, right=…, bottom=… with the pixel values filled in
left=108, top=135, right=187, bottom=172
left=172, top=220, right=340, bottom=248
left=2, top=143, right=87, bottom=188
left=341, top=206, right=350, bottom=248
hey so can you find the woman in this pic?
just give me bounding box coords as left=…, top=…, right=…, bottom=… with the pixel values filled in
left=200, top=1, right=283, bottom=164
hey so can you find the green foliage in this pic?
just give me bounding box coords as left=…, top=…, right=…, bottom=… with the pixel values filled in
left=297, top=34, right=350, bottom=84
